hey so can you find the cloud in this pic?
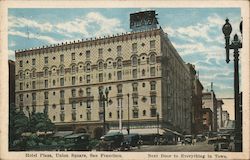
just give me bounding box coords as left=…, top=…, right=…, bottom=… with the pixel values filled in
left=8, top=50, right=15, bottom=60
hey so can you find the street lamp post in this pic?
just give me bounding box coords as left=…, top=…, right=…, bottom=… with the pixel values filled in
left=99, top=88, right=109, bottom=135
left=127, top=93, right=130, bottom=135
left=222, top=18, right=242, bottom=152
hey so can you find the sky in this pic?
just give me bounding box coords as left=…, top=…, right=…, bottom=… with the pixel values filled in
left=8, top=8, right=242, bottom=115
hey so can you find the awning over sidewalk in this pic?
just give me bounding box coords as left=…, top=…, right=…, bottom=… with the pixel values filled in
left=53, top=131, right=73, bottom=137
left=108, top=128, right=165, bottom=135
left=163, top=128, right=183, bottom=136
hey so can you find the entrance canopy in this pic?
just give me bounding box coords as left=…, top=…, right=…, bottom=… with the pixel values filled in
left=108, top=128, right=165, bottom=135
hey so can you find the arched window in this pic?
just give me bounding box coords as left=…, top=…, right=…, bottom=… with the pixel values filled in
left=132, top=56, right=137, bottom=66
left=19, top=71, right=23, bottom=79
left=98, top=61, right=103, bottom=70
left=44, top=68, right=48, bottom=77
left=60, top=66, right=64, bottom=75
left=86, top=63, right=91, bottom=72
left=150, top=54, right=156, bottom=63
left=143, top=110, right=146, bottom=116
left=109, top=112, right=112, bottom=118
left=142, top=69, right=145, bottom=76
left=72, top=65, right=76, bottom=73
left=117, top=59, right=122, bottom=68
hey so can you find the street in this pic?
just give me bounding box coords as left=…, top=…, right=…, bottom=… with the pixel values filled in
left=133, top=142, right=214, bottom=152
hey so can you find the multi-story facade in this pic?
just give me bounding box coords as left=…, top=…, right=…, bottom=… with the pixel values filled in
left=9, top=60, right=15, bottom=108
left=15, top=11, right=192, bottom=137
left=202, top=90, right=218, bottom=132
left=187, top=63, right=204, bottom=134
left=222, top=110, right=230, bottom=127
left=202, top=108, right=212, bottom=132
left=217, top=99, right=224, bottom=131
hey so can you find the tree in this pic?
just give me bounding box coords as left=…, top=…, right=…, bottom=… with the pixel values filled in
left=29, top=112, right=55, bottom=133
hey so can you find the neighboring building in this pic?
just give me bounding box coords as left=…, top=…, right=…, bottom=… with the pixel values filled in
left=222, top=110, right=230, bottom=127
left=9, top=60, right=15, bottom=108
left=187, top=63, right=204, bottom=134
left=15, top=11, right=192, bottom=138
left=202, top=108, right=212, bottom=132
left=202, top=89, right=218, bottom=132
left=217, top=99, right=224, bottom=131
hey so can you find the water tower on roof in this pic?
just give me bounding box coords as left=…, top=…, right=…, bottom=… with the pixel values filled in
left=130, top=10, right=159, bottom=32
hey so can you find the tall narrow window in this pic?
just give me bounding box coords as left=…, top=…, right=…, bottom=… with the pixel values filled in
left=133, top=97, right=138, bottom=106
left=44, top=68, right=48, bottom=77
left=99, top=73, right=103, bottom=82
left=132, top=69, right=137, bottom=79
left=133, top=110, right=139, bottom=118
left=86, top=87, right=91, bottom=96
left=132, top=43, right=137, bottom=52
left=98, top=48, right=103, bottom=58
left=151, top=96, right=156, bottom=104
left=32, top=58, right=36, bottom=66
left=44, top=57, right=48, bottom=64
left=60, top=54, right=64, bottom=63
left=150, top=81, right=156, bottom=90
left=117, top=71, right=122, bottom=80
left=150, top=108, right=157, bottom=117
left=117, top=59, right=122, bottom=68
left=132, top=83, right=138, bottom=92
left=60, top=112, right=65, bottom=121
left=32, top=81, right=36, bottom=89
left=117, top=45, right=122, bottom=54
left=72, top=101, right=76, bottom=109
left=32, top=93, right=36, bottom=101
left=19, top=94, right=23, bottom=101
left=60, top=66, right=64, bottom=75
left=44, top=80, right=48, bottom=88
left=20, top=82, right=23, bottom=90
left=60, top=90, right=64, bottom=99
left=98, top=61, right=103, bottom=70
left=86, top=63, right=91, bottom=72
left=108, top=73, right=112, bottom=80
left=60, top=78, right=64, bottom=86
left=72, top=112, right=76, bottom=121
left=71, top=89, right=76, bottom=97
left=19, top=60, right=23, bottom=67
left=72, top=76, right=76, bottom=85
left=117, top=84, right=122, bottom=94
left=150, top=67, right=155, bottom=76
left=132, top=56, right=137, bottom=66
left=71, top=65, right=76, bottom=73
left=150, top=54, right=156, bottom=63
left=60, top=104, right=64, bottom=111
left=86, top=75, right=90, bottom=83
left=87, top=111, right=91, bottom=120
left=32, top=70, right=36, bottom=78
left=86, top=100, right=91, bottom=108
left=150, top=40, right=156, bottom=49
left=44, top=91, right=48, bottom=100
left=71, top=52, right=75, bottom=60
left=86, top=50, right=90, bottom=59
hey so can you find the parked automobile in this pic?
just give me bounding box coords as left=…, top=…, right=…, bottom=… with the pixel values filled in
left=196, top=134, right=206, bottom=142
left=214, top=142, right=232, bottom=151
left=121, top=134, right=141, bottom=150
left=184, top=135, right=192, bottom=145
left=64, top=133, right=91, bottom=151
left=97, top=132, right=124, bottom=151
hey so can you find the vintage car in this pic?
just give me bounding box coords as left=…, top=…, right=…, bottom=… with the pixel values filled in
left=97, top=132, right=124, bottom=151
left=64, top=133, right=91, bottom=151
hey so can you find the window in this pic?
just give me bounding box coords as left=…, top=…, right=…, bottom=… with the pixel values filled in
left=20, top=82, right=23, bottom=90
left=72, top=101, right=76, bottom=109
left=32, top=105, right=36, bottom=113
left=60, top=113, right=65, bottom=121
left=142, top=83, right=145, bottom=87
left=71, top=65, right=76, bottom=73
left=117, top=110, right=123, bottom=119
left=132, top=69, right=137, bottom=79
left=32, top=81, right=36, bottom=89
left=86, top=87, right=91, bottom=96
left=72, top=112, right=76, bottom=121
left=150, top=67, right=155, bottom=76
left=132, top=43, right=137, bottom=52
left=79, top=77, right=82, bottom=83
left=87, top=111, right=91, bottom=120
left=142, top=69, right=145, bottom=76
left=44, top=92, right=48, bottom=100
left=19, top=94, right=23, bottom=101
left=133, top=110, right=139, bottom=118
left=32, top=70, right=36, bottom=78
left=86, top=75, right=90, bottom=83
left=108, top=73, right=112, bottom=80
left=117, top=71, right=122, bottom=80
left=150, top=108, right=157, bottom=117
left=133, top=97, right=138, bottom=106
left=60, top=78, right=64, bottom=86
left=109, top=112, right=112, bottom=118
left=53, top=91, right=56, bottom=96
left=32, top=93, right=36, bottom=101
left=132, top=83, right=138, bottom=92
left=60, top=90, right=64, bottom=99
left=71, top=53, right=75, bottom=60
left=150, top=54, right=156, bottom=63
left=80, top=114, right=83, bottom=118
left=60, top=54, right=64, bottom=63
left=79, top=89, right=83, bottom=97
left=117, top=98, right=122, bottom=107
left=44, top=80, right=48, bottom=88
left=53, top=116, right=56, bottom=121
left=86, top=100, right=91, bottom=108
left=98, top=61, right=103, bottom=70
left=150, top=81, right=156, bottom=90
left=72, top=76, right=76, bottom=85
left=60, top=104, right=64, bottom=111
left=98, top=48, right=103, bottom=58
left=72, top=89, right=76, bottom=97
left=52, top=104, right=56, bottom=109
left=44, top=68, right=48, bottom=77
left=53, top=80, right=56, bottom=86
left=151, top=96, right=156, bottom=104
left=86, top=63, right=91, bottom=72
left=117, top=45, right=122, bottom=54
left=44, top=57, right=48, bottom=64
left=86, top=50, right=90, bottom=59
left=132, top=56, right=137, bottom=66
left=117, top=84, right=122, bottom=94
left=19, top=71, right=23, bottom=79
left=98, top=73, right=103, bottom=82
left=143, top=110, right=146, bottom=116
left=60, top=66, right=64, bottom=75
left=150, top=40, right=156, bottom=49
left=44, top=105, right=48, bottom=115
left=19, top=60, right=23, bottom=67
left=32, top=59, right=36, bottom=65
left=117, top=59, right=122, bottom=68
